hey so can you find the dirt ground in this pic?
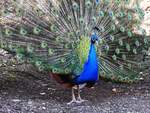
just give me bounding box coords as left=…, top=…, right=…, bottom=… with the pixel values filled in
left=0, top=70, right=150, bottom=113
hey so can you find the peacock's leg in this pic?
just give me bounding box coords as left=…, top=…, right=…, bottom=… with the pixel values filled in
left=76, top=85, right=88, bottom=103
left=67, top=88, right=77, bottom=105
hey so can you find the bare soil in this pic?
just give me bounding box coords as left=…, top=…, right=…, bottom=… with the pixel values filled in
left=0, top=70, right=150, bottom=113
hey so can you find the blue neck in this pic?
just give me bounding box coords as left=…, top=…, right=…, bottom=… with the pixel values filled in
left=73, top=42, right=99, bottom=84
left=88, top=43, right=97, bottom=63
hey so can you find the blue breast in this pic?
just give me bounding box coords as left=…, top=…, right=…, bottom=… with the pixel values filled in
left=73, top=43, right=99, bottom=84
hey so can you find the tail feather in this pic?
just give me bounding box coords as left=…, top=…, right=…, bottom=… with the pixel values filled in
left=0, top=0, right=149, bottom=83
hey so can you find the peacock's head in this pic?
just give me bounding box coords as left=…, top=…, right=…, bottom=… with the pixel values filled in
left=91, top=27, right=100, bottom=44
left=91, top=33, right=98, bottom=44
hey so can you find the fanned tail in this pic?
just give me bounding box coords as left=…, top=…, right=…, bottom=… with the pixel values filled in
left=0, top=0, right=149, bottom=83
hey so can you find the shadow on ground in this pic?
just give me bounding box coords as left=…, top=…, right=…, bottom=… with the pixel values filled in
left=0, top=71, right=150, bottom=113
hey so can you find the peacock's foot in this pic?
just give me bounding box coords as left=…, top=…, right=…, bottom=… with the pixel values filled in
left=76, top=97, right=88, bottom=104
left=67, top=99, right=78, bottom=105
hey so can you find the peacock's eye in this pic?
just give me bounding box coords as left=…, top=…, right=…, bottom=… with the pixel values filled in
left=38, top=65, right=45, bottom=72
left=85, top=1, right=92, bottom=9
left=52, top=68, right=59, bottom=73
left=109, top=11, right=114, bottom=17
left=20, top=28, right=27, bottom=35
left=118, top=11, right=124, bottom=18
left=119, top=39, right=123, bottom=46
left=119, top=65, right=124, bottom=70
left=115, top=48, right=120, bottom=54
left=8, top=44, right=14, bottom=51
left=126, top=43, right=130, bottom=51
left=122, top=54, right=126, bottom=60
left=27, top=58, right=34, bottom=63
left=64, top=44, right=69, bottom=49
left=109, top=35, right=114, bottom=42
left=128, top=13, right=132, bottom=21
left=144, top=38, right=148, bottom=44
left=50, top=25, right=58, bottom=32
left=51, top=8, right=58, bottom=16
left=68, top=16, right=72, bottom=21
left=99, top=11, right=104, bottom=17
left=133, top=48, right=137, bottom=54
left=60, top=58, right=66, bottom=63
left=27, top=44, right=34, bottom=53
left=5, top=28, right=13, bottom=36
left=33, top=26, right=42, bottom=34
left=79, top=18, right=84, bottom=25
left=65, top=68, right=71, bottom=73
left=128, top=31, right=132, bottom=37
left=41, top=41, right=48, bottom=48
left=95, top=0, right=100, bottom=5
left=68, top=32, right=74, bottom=37
left=125, top=0, right=130, bottom=4
left=73, top=2, right=79, bottom=11
left=3, top=9, right=10, bottom=16
left=48, top=49, right=54, bottom=55
left=135, top=40, right=140, bottom=47
left=111, top=24, right=116, bottom=31
left=1, top=41, right=7, bottom=48
left=120, top=26, right=125, bottom=32
left=140, top=29, right=146, bottom=35
left=112, top=55, right=117, bottom=61
left=104, top=0, right=110, bottom=4
left=36, top=61, right=42, bottom=66
left=17, top=55, right=24, bottom=63
left=92, top=17, right=96, bottom=23
left=99, top=26, right=105, bottom=32
left=105, top=45, right=109, bottom=51
left=128, top=63, right=132, bottom=68
left=115, top=0, right=121, bottom=4
left=15, top=8, right=24, bottom=16
left=142, top=49, right=148, bottom=55
left=76, top=31, right=80, bottom=37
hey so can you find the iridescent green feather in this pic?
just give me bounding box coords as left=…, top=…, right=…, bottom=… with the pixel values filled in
left=76, top=36, right=90, bottom=69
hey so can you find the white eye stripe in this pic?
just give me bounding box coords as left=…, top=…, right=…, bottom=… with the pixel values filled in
left=144, top=11, right=150, bottom=19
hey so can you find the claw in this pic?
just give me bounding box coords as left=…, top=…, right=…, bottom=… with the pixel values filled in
left=67, top=98, right=88, bottom=105
left=76, top=85, right=88, bottom=103
left=76, top=100, right=88, bottom=104
left=67, top=86, right=88, bottom=105
left=67, top=88, right=77, bottom=105
left=76, top=97, right=88, bottom=103
left=67, top=99, right=78, bottom=105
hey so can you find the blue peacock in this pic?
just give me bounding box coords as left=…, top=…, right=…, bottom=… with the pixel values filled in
left=0, top=0, right=149, bottom=104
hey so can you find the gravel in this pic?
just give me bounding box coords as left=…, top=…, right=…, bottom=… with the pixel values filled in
left=0, top=70, right=150, bottom=113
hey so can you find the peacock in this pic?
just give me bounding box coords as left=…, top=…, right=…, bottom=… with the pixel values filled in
left=0, top=0, right=149, bottom=104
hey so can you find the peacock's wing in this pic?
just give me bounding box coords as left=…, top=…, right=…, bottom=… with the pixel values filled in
left=0, top=0, right=149, bottom=82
